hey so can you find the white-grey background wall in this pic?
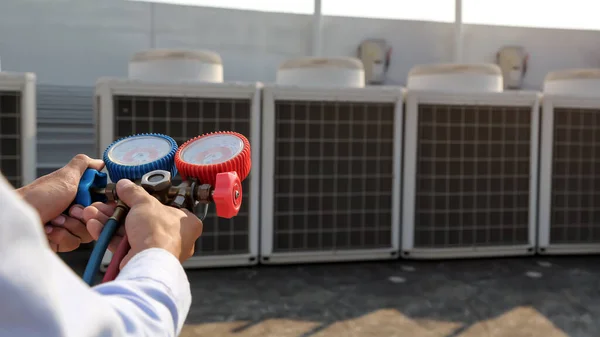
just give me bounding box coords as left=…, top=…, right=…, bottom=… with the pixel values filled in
left=1, top=0, right=600, bottom=89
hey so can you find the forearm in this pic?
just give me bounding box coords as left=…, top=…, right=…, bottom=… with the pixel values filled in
left=13, top=182, right=55, bottom=224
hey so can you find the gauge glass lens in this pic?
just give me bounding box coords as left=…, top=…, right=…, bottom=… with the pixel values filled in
left=108, top=136, right=172, bottom=166
left=181, top=134, right=244, bottom=165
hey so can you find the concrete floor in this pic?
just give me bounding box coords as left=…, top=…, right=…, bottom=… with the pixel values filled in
left=63, top=253, right=600, bottom=337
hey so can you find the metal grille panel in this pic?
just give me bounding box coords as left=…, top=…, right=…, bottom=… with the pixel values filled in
left=113, top=95, right=252, bottom=256
left=414, top=104, right=531, bottom=248
left=550, top=107, right=600, bottom=244
left=272, top=100, right=395, bottom=253
left=37, top=85, right=95, bottom=174
left=0, top=91, right=21, bottom=187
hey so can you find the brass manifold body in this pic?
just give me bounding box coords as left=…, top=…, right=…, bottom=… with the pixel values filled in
left=91, top=170, right=217, bottom=213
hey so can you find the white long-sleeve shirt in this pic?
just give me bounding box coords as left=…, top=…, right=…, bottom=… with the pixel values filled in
left=0, top=174, right=192, bottom=337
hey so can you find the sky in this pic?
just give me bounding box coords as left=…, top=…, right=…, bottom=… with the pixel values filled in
left=133, top=0, right=600, bottom=31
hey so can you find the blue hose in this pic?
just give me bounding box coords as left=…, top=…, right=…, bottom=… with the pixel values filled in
left=82, top=218, right=120, bottom=285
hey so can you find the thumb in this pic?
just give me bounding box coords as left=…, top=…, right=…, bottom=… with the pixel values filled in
left=63, top=154, right=105, bottom=176
left=115, top=179, right=153, bottom=207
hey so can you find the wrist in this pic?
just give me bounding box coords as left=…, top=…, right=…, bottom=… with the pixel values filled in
left=15, top=185, right=42, bottom=220
left=15, top=185, right=29, bottom=198
left=140, top=235, right=182, bottom=262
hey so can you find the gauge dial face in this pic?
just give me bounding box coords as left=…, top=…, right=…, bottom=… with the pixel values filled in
left=107, top=136, right=172, bottom=166
left=181, top=134, right=244, bottom=165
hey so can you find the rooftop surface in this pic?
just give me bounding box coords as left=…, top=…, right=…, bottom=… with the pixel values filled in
left=63, top=253, right=600, bottom=337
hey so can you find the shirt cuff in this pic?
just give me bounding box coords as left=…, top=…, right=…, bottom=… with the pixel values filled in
left=95, top=248, right=191, bottom=335
left=116, top=248, right=190, bottom=297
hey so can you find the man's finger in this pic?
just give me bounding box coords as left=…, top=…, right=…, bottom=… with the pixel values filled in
left=68, top=205, right=85, bottom=220
left=49, top=215, right=90, bottom=242
left=91, top=201, right=117, bottom=216
left=62, top=216, right=93, bottom=244
left=86, top=218, right=125, bottom=241
left=115, top=179, right=153, bottom=207
left=87, top=159, right=105, bottom=171
left=64, top=205, right=94, bottom=243
left=90, top=201, right=117, bottom=217
left=86, top=218, right=106, bottom=241
left=65, top=154, right=105, bottom=177
left=47, top=227, right=81, bottom=252
left=82, top=202, right=115, bottom=226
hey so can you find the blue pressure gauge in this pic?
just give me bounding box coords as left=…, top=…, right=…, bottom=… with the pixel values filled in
left=103, top=133, right=178, bottom=182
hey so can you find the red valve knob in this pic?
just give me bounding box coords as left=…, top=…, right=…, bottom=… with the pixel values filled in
left=212, top=171, right=242, bottom=218
left=175, top=131, right=251, bottom=187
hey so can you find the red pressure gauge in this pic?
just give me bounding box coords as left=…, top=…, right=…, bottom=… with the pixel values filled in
left=175, top=131, right=251, bottom=218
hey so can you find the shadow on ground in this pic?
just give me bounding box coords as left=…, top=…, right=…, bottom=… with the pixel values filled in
left=62, top=252, right=600, bottom=337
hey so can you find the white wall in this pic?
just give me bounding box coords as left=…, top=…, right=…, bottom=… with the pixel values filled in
left=461, top=24, right=600, bottom=90
left=0, top=1, right=151, bottom=85
left=1, top=0, right=600, bottom=89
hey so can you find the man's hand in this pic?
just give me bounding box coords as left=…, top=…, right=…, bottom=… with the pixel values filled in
left=83, top=179, right=203, bottom=269
left=45, top=205, right=94, bottom=252
left=17, top=154, right=104, bottom=252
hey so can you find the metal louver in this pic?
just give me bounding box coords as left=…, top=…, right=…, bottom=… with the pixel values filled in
left=36, top=84, right=95, bottom=177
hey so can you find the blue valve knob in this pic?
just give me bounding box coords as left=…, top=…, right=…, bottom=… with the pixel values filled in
left=75, top=169, right=108, bottom=207
left=103, top=133, right=178, bottom=182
